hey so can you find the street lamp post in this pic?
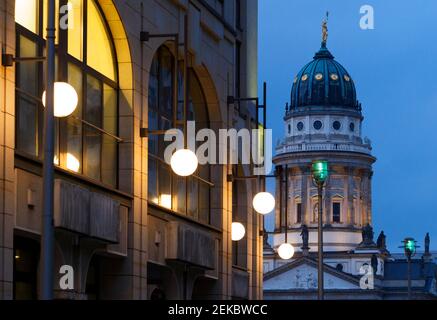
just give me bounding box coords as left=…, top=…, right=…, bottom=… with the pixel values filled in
left=4, top=3, right=80, bottom=300
left=277, top=165, right=295, bottom=260
left=311, top=160, right=329, bottom=300
left=40, top=0, right=56, bottom=300
left=401, top=237, right=418, bottom=300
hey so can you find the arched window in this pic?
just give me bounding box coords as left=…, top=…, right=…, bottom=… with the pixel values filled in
left=148, top=46, right=211, bottom=224
left=295, top=200, right=302, bottom=224
left=332, top=196, right=343, bottom=223
left=312, top=202, right=318, bottom=223
left=15, top=0, right=118, bottom=187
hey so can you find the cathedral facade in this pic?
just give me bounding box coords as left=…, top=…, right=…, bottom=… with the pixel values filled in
left=263, top=30, right=437, bottom=300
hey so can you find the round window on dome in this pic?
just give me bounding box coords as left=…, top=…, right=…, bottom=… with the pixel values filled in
left=333, top=121, right=341, bottom=131
left=297, top=122, right=304, bottom=131
left=301, top=74, right=308, bottom=81
left=349, top=122, right=355, bottom=132
left=313, top=121, right=323, bottom=131
left=293, top=76, right=298, bottom=83
left=315, top=73, right=323, bottom=81
left=330, top=74, right=339, bottom=81
left=344, top=75, right=351, bottom=82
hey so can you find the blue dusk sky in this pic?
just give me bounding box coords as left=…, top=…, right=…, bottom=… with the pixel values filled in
left=259, top=0, right=437, bottom=251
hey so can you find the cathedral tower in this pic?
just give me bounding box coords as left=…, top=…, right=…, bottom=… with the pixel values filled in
left=271, top=30, right=376, bottom=254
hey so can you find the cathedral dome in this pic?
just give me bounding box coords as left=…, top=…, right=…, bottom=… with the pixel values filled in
left=290, top=44, right=360, bottom=110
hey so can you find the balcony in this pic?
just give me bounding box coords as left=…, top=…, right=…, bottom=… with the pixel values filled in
left=166, top=221, right=217, bottom=270
left=54, top=179, right=120, bottom=243
left=276, top=142, right=372, bottom=155
left=16, top=169, right=128, bottom=257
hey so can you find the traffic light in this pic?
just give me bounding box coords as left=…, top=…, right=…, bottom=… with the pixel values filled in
left=312, top=160, right=329, bottom=184
left=403, top=237, right=417, bottom=258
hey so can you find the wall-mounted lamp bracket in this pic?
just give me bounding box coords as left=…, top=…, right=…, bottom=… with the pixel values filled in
left=227, top=174, right=276, bottom=183
left=140, top=128, right=179, bottom=138
left=2, top=53, right=46, bottom=67
left=140, top=31, right=181, bottom=43
left=227, top=95, right=266, bottom=110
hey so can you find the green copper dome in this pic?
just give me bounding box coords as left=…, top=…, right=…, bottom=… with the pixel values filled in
left=290, top=43, right=360, bottom=110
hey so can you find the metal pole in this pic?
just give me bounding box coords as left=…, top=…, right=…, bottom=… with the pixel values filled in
left=183, top=14, right=188, bottom=149
left=262, top=82, right=267, bottom=190
left=284, top=165, right=288, bottom=241
left=278, top=167, right=282, bottom=232
left=407, top=256, right=412, bottom=300
left=40, top=0, right=56, bottom=300
left=317, top=183, right=324, bottom=300
left=173, top=34, right=179, bottom=128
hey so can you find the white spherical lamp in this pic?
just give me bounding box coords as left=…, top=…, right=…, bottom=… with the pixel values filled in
left=170, top=149, right=198, bottom=177
left=231, top=222, right=245, bottom=241
left=252, top=192, right=275, bottom=215
left=278, top=243, right=295, bottom=260
left=42, top=82, right=78, bottom=118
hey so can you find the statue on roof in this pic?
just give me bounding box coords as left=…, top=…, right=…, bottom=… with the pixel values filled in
left=362, top=224, right=374, bottom=245
left=425, top=232, right=430, bottom=256
left=377, top=231, right=386, bottom=250
left=322, top=12, right=329, bottom=46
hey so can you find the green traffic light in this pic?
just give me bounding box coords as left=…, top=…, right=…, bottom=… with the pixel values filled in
left=406, top=239, right=415, bottom=252
left=312, top=160, right=329, bottom=184
left=404, top=237, right=416, bottom=257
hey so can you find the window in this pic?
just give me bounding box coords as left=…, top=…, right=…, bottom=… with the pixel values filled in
left=333, top=121, right=341, bottom=131
left=15, top=0, right=119, bottom=187
left=15, top=0, right=38, bottom=33
left=296, top=203, right=302, bottom=223
left=232, top=166, right=246, bottom=268
left=333, top=202, right=341, bottom=223
left=13, top=237, right=40, bottom=300
left=297, top=122, right=304, bottom=131
left=288, top=124, right=291, bottom=134
left=350, top=122, right=355, bottom=132
left=313, top=120, right=323, bottom=130
left=148, top=46, right=211, bottom=225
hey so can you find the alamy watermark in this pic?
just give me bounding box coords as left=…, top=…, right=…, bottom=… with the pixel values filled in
left=59, top=265, right=74, bottom=290
left=360, top=5, right=375, bottom=30
left=359, top=265, right=375, bottom=290
left=163, top=121, right=273, bottom=176
left=59, top=3, right=73, bottom=31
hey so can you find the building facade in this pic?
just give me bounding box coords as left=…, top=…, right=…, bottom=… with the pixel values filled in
left=0, top=0, right=263, bottom=300
left=263, top=30, right=437, bottom=300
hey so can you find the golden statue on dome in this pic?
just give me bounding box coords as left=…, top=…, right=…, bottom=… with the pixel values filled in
left=322, top=11, right=329, bottom=46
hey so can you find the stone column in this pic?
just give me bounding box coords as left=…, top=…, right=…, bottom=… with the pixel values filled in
left=347, top=167, right=355, bottom=225
left=366, top=170, right=373, bottom=225
left=274, top=167, right=282, bottom=231
left=323, top=174, right=331, bottom=226
left=360, top=169, right=371, bottom=226
left=300, top=167, right=309, bottom=225
left=286, top=168, right=292, bottom=228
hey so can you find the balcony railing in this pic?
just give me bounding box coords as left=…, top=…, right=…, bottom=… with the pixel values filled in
left=276, top=142, right=372, bottom=155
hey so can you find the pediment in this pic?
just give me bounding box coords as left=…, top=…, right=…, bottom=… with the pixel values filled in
left=264, top=258, right=361, bottom=291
